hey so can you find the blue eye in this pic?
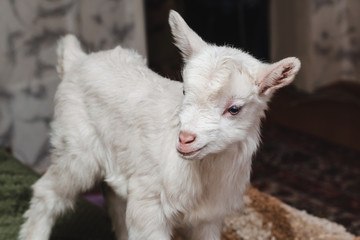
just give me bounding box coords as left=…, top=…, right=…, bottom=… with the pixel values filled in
left=228, top=105, right=242, bottom=115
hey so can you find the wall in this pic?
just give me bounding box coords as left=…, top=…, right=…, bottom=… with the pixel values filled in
left=271, top=0, right=360, bottom=92
left=0, top=0, right=146, bottom=172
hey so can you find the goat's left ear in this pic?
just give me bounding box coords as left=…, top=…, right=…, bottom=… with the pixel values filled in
left=256, top=57, right=301, bottom=96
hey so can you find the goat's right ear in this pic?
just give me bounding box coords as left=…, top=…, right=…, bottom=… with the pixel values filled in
left=169, top=10, right=206, bottom=61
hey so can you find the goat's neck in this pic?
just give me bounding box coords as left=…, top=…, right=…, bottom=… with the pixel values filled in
left=188, top=129, right=259, bottom=192
left=198, top=128, right=259, bottom=174
left=164, top=125, right=260, bottom=211
left=171, top=131, right=260, bottom=216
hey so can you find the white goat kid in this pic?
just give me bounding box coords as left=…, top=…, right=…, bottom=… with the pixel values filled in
left=20, top=10, right=300, bottom=240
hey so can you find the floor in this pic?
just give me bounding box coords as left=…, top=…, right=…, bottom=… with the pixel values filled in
left=258, top=83, right=360, bottom=235
left=251, top=122, right=360, bottom=235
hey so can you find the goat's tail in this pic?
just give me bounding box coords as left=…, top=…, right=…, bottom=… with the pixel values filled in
left=56, top=34, right=86, bottom=79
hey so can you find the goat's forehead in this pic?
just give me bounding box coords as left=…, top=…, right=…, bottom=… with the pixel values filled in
left=183, top=59, right=255, bottom=103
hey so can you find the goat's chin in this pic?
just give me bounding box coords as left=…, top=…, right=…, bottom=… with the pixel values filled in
left=180, top=154, right=200, bottom=161
left=177, top=146, right=207, bottom=160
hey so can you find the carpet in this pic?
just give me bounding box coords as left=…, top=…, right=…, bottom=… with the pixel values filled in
left=252, top=123, right=360, bottom=236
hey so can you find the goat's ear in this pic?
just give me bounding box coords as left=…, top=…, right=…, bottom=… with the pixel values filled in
left=256, top=57, right=301, bottom=96
left=57, top=34, right=86, bottom=78
left=169, top=10, right=206, bottom=60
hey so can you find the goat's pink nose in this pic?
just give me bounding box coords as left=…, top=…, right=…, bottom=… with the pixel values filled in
left=179, top=131, right=196, bottom=145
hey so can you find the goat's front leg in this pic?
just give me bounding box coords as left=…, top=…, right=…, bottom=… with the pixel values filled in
left=191, top=220, right=222, bottom=240
left=126, top=194, right=172, bottom=240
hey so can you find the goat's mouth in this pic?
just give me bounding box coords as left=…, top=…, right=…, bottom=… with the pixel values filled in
left=177, top=145, right=206, bottom=158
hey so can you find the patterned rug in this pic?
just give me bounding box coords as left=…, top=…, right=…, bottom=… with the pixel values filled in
left=252, top=123, right=360, bottom=235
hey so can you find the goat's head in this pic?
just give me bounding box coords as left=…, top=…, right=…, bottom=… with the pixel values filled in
left=169, top=10, right=301, bottom=160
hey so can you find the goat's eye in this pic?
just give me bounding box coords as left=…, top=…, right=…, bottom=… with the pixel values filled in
left=183, top=89, right=185, bottom=95
left=227, top=105, right=242, bottom=115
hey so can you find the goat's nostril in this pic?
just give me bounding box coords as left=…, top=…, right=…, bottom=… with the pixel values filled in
left=184, top=137, right=195, bottom=144
left=179, top=131, right=196, bottom=145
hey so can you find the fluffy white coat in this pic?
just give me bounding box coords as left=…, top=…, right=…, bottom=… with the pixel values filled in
left=19, top=10, right=300, bottom=240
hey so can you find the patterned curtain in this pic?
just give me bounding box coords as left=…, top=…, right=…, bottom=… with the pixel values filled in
left=271, top=0, right=360, bottom=92
left=0, top=0, right=146, bottom=172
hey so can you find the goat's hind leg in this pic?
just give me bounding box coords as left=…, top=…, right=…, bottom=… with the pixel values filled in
left=103, top=184, right=128, bottom=240
left=191, top=220, right=222, bottom=240
left=19, top=153, right=102, bottom=240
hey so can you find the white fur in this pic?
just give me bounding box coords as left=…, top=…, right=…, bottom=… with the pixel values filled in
left=19, top=10, right=300, bottom=240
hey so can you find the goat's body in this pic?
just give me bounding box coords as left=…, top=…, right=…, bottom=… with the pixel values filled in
left=53, top=46, right=184, bottom=195
left=57, top=46, right=253, bottom=229
left=20, top=45, right=253, bottom=240
left=20, top=10, right=300, bottom=240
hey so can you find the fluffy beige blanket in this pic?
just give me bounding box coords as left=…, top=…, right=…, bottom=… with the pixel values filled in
left=174, top=187, right=358, bottom=240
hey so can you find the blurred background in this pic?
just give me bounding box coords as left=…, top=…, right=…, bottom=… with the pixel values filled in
left=0, top=0, right=359, bottom=236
